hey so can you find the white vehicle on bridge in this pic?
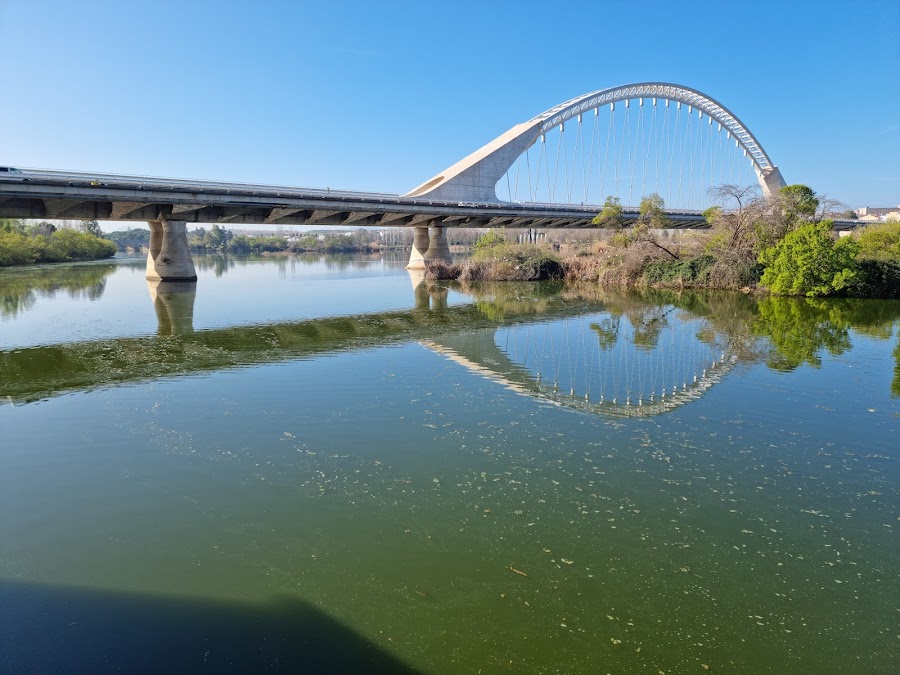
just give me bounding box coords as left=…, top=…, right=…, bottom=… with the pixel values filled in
left=0, top=166, right=28, bottom=179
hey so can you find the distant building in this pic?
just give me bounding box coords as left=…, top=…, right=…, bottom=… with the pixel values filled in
left=856, top=206, right=900, bottom=217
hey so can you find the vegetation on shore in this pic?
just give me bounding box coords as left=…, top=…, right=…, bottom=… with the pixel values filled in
left=428, top=185, right=899, bottom=299
left=426, top=232, right=564, bottom=282
left=0, top=219, right=116, bottom=267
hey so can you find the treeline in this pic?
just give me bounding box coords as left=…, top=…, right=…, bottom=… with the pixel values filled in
left=104, top=224, right=489, bottom=255
left=185, top=225, right=485, bottom=254
left=0, top=219, right=117, bottom=267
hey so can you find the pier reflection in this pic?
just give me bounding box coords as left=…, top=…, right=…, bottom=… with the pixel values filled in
left=148, top=280, right=196, bottom=336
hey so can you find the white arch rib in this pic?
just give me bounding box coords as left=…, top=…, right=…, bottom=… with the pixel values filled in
left=405, top=82, right=785, bottom=203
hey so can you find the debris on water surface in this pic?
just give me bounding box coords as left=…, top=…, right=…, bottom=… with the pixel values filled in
left=508, top=566, right=528, bottom=577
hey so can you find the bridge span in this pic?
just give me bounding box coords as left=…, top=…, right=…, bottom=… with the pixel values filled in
left=0, top=169, right=709, bottom=280
left=0, top=81, right=795, bottom=280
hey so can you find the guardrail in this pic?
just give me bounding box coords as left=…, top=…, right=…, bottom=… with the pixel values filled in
left=3, top=167, right=403, bottom=201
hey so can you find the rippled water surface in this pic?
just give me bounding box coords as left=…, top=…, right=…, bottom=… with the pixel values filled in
left=1, top=255, right=898, bottom=673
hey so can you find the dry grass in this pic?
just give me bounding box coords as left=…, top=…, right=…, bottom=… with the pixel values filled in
left=423, top=260, right=461, bottom=281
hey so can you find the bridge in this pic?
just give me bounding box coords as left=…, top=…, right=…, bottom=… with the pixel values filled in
left=0, top=82, right=786, bottom=280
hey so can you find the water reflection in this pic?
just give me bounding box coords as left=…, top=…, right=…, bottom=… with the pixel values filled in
left=190, top=251, right=405, bottom=277
left=0, top=262, right=117, bottom=319
left=3, top=275, right=899, bottom=408
left=148, top=280, right=197, bottom=336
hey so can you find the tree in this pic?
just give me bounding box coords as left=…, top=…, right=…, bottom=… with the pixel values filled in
left=759, top=221, right=859, bottom=296
left=779, top=184, right=819, bottom=224
left=705, top=185, right=759, bottom=253
left=28, top=222, right=57, bottom=237
left=205, top=223, right=230, bottom=251
left=591, top=196, right=625, bottom=229
left=631, top=194, right=677, bottom=259
left=637, top=193, right=670, bottom=230
left=0, top=219, right=25, bottom=234
left=79, top=220, right=102, bottom=237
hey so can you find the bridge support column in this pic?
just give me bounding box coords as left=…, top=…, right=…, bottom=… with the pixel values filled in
left=406, top=226, right=431, bottom=270
left=145, top=219, right=197, bottom=282
left=424, top=225, right=452, bottom=265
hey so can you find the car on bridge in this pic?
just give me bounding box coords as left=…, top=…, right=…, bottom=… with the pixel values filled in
left=0, top=167, right=30, bottom=180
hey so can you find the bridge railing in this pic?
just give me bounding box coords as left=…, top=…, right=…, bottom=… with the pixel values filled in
left=4, top=167, right=404, bottom=201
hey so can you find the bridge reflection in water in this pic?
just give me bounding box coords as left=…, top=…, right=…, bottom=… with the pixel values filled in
left=3, top=273, right=740, bottom=419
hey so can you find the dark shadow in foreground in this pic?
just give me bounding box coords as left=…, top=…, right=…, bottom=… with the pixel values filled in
left=0, top=580, right=422, bottom=674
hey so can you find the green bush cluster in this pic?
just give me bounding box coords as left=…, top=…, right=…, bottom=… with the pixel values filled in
left=644, top=255, right=715, bottom=287
left=856, top=220, right=900, bottom=260
left=0, top=229, right=117, bottom=267
left=851, top=258, right=900, bottom=299
left=758, top=222, right=858, bottom=297
left=473, top=229, right=507, bottom=253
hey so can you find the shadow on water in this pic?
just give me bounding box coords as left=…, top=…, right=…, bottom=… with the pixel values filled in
left=0, top=580, right=421, bottom=674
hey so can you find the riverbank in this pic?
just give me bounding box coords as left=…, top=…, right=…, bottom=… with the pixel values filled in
left=425, top=233, right=900, bottom=300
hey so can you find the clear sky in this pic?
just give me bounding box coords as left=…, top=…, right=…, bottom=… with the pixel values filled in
left=1, top=0, right=898, bottom=207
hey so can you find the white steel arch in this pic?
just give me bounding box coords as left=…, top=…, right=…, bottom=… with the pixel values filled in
left=405, top=82, right=786, bottom=203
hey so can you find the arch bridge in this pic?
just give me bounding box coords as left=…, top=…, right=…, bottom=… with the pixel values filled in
left=0, top=82, right=785, bottom=280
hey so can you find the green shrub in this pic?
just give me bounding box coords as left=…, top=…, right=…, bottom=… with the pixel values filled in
left=850, top=258, right=900, bottom=299
left=0, top=231, right=37, bottom=266
left=473, top=229, right=507, bottom=253
left=758, top=221, right=859, bottom=297
left=644, top=255, right=715, bottom=287
left=856, top=220, right=900, bottom=260
left=0, top=229, right=116, bottom=266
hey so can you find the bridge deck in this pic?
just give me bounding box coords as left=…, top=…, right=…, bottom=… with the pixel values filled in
left=0, top=170, right=709, bottom=228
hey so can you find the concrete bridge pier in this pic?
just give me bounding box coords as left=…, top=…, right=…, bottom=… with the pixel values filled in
left=406, top=226, right=431, bottom=270
left=407, top=224, right=452, bottom=270
left=425, top=225, right=452, bottom=265
left=145, top=219, right=198, bottom=282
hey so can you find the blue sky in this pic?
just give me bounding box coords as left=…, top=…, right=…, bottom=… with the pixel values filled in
left=1, top=0, right=898, bottom=207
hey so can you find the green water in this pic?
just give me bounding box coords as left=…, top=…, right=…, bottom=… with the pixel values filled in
left=1, top=256, right=898, bottom=673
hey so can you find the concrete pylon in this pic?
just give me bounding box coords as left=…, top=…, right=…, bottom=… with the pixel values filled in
left=424, top=225, right=452, bottom=265
left=407, top=226, right=431, bottom=270
left=756, top=166, right=787, bottom=199
left=146, top=220, right=198, bottom=281
left=148, top=280, right=197, bottom=335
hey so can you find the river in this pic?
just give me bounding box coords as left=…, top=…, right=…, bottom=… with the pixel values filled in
left=1, top=254, right=897, bottom=673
